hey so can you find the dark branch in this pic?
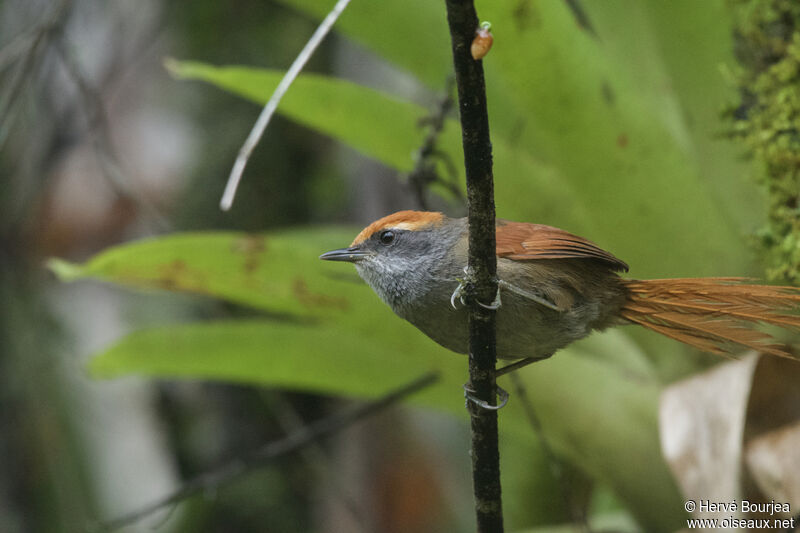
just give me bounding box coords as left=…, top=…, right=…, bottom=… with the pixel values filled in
left=406, top=76, right=464, bottom=209
left=93, top=372, right=439, bottom=533
left=266, top=390, right=369, bottom=529
left=443, top=1, right=503, bottom=532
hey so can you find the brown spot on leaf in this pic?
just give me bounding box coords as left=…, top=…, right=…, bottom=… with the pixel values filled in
left=512, top=0, right=540, bottom=32
left=155, top=259, right=206, bottom=292
left=564, top=0, right=599, bottom=39
left=617, top=133, right=628, bottom=148
left=156, top=259, right=186, bottom=290
left=292, top=278, right=349, bottom=310
left=231, top=235, right=267, bottom=274
left=601, top=82, right=615, bottom=106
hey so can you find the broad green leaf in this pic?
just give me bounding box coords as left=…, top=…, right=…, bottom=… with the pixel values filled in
left=271, top=0, right=758, bottom=279
left=167, top=60, right=593, bottom=232
left=585, top=1, right=762, bottom=235
left=206, top=0, right=763, bottom=367
left=49, top=230, right=651, bottom=376
left=89, top=320, right=681, bottom=530
left=167, top=59, right=423, bottom=173
left=274, top=0, right=451, bottom=89
left=48, top=228, right=362, bottom=318
left=89, top=319, right=464, bottom=405
left=54, top=230, right=680, bottom=529
left=464, top=0, right=747, bottom=276
left=51, top=2, right=770, bottom=530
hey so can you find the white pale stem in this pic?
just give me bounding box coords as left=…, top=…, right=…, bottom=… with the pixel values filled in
left=220, top=0, right=353, bottom=211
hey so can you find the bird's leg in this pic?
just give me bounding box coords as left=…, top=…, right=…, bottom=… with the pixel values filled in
left=497, top=279, right=561, bottom=312
left=495, top=353, right=553, bottom=377
left=452, top=271, right=558, bottom=312
left=495, top=357, right=537, bottom=377
left=463, top=356, right=551, bottom=410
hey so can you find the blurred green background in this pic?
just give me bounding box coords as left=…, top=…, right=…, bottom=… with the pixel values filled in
left=1, top=0, right=797, bottom=532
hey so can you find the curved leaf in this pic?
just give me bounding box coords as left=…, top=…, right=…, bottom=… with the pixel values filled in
left=167, top=60, right=592, bottom=232
left=89, top=320, right=681, bottom=530
left=271, top=0, right=757, bottom=279
left=167, top=59, right=423, bottom=172
left=53, top=229, right=680, bottom=529
left=275, top=0, right=451, bottom=89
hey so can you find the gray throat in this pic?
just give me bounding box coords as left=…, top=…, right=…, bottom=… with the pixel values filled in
left=355, top=218, right=465, bottom=319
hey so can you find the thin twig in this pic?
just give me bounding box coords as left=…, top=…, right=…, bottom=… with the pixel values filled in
left=267, top=391, right=368, bottom=531
left=92, top=372, right=439, bottom=532
left=508, top=373, right=590, bottom=532
left=0, top=0, right=72, bottom=150
left=0, top=37, right=45, bottom=144
left=53, top=36, right=171, bottom=231
left=406, top=77, right=464, bottom=209
left=0, top=28, right=41, bottom=73
left=0, top=0, right=70, bottom=71
left=443, top=1, right=503, bottom=531
left=220, top=0, right=352, bottom=212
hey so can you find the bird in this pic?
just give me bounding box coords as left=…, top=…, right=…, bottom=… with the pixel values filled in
left=320, top=210, right=800, bottom=367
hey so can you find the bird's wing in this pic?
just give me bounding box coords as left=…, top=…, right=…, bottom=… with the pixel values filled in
left=495, top=221, right=629, bottom=272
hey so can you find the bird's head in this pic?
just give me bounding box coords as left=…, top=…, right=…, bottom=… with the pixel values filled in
left=320, top=211, right=463, bottom=310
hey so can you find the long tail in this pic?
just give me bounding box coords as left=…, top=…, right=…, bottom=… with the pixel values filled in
left=619, top=278, right=800, bottom=358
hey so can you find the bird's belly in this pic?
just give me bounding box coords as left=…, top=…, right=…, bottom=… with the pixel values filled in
left=401, top=289, right=595, bottom=360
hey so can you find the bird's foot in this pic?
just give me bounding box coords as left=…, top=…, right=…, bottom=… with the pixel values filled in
left=463, top=383, right=509, bottom=411
left=450, top=266, right=502, bottom=310
left=450, top=269, right=469, bottom=309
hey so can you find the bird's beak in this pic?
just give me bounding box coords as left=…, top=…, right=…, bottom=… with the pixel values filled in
left=319, top=247, right=371, bottom=263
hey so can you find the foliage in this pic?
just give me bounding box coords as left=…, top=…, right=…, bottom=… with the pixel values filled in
left=51, top=231, right=680, bottom=529
left=50, top=1, right=777, bottom=530
left=726, top=0, right=800, bottom=283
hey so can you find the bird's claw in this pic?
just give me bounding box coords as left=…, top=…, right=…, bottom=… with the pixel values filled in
left=450, top=266, right=502, bottom=310
left=477, top=288, right=501, bottom=310
left=450, top=278, right=468, bottom=309
left=463, top=383, right=509, bottom=410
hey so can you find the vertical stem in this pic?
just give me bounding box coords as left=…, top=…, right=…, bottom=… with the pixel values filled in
left=443, top=1, right=503, bottom=532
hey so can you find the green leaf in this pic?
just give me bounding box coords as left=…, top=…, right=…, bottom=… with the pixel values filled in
left=89, top=319, right=464, bottom=405
left=207, top=0, right=762, bottom=367
left=50, top=229, right=365, bottom=317
left=89, top=320, right=681, bottom=530
left=269, top=0, right=758, bottom=280
left=584, top=1, right=761, bottom=235
left=48, top=229, right=647, bottom=376
left=46, top=258, right=86, bottom=282
left=54, top=229, right=680, bottom=528
left=166, top=59, right=423, bottom=172
left=468, top=0, right=749, bottom=276
left=274, top=0, right=452, bottom=89
left=167, top=60, right=593, bottom=232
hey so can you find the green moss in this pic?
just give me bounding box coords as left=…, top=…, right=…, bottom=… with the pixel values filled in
left=726, top=0, right=800, bottom=283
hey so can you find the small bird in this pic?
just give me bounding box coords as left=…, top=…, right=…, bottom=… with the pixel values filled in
left=320, top=210, right=800, bottom=365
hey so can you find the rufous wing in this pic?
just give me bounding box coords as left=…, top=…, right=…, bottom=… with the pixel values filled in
left=495, top=221, right=629, bottom=272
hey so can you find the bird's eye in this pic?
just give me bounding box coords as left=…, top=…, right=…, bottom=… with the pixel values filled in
left=379, top=230, right=395, bottom=245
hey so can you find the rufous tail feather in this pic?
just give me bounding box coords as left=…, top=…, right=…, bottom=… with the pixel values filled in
left=620, top=278, right=800, bottom=358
